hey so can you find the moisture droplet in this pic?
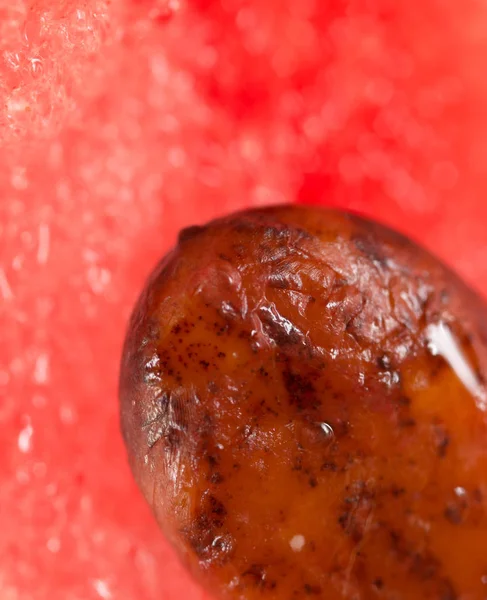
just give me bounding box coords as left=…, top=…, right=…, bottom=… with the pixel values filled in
left=320, top=422, right=334, bottom=438
left=426, top=322, right=486, bottom=411
left=290, top=534, right=306, bottom=552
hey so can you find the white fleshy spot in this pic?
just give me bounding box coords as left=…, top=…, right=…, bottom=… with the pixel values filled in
left=18, top=420, right=33, bottom=453
left=87, top=265, right=111, bottom=294
left=34, top=353, right=50, bottom=384
left=93, top=580, right=112, bottom=599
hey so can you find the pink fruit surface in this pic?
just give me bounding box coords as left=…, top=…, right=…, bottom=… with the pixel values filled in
left=1, top=1, right=487, bottom=599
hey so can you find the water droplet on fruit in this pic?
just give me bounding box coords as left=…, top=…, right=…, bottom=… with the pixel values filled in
left=290, top=534, right=306, bottom=552
left=320, top=422, right=334, bottom=438
left=426, top=322, right=486, bottom=411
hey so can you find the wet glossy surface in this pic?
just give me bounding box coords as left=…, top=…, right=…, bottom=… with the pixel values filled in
left=120, top=206, right=487, bottom=599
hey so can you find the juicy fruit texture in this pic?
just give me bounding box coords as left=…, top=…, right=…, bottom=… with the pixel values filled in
left=120, top=206, right=487, bottom=600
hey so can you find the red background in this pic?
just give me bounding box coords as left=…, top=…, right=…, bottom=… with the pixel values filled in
left=1, top=0, right=487, bottom=598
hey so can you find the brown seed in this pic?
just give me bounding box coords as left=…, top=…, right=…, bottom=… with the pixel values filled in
left=120, top=205, right=487, bottom=599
